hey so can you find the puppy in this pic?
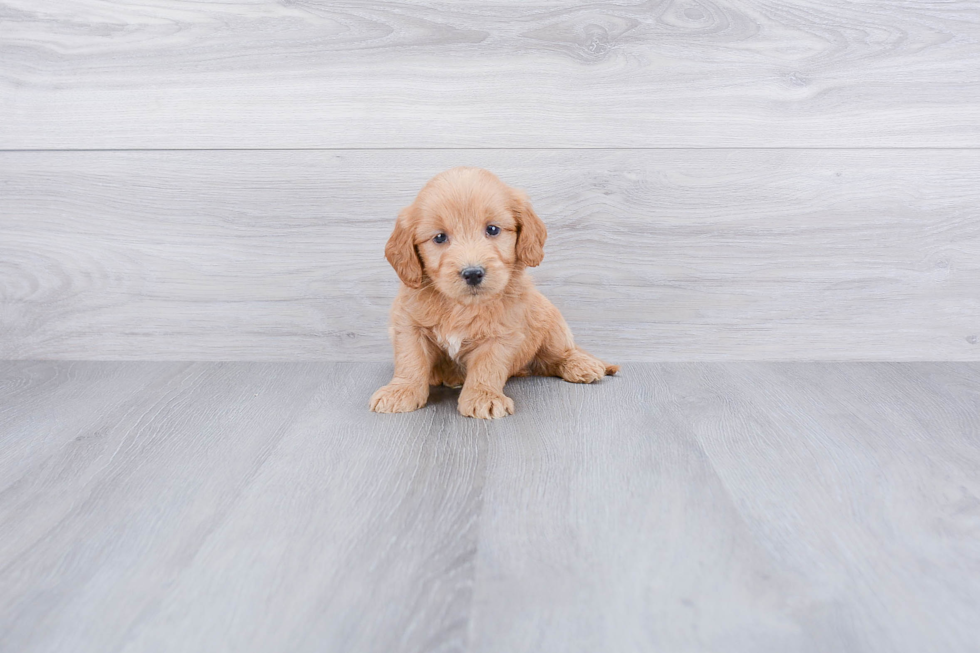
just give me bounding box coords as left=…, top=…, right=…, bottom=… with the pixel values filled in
left=370, top=167, right=618, bottom=419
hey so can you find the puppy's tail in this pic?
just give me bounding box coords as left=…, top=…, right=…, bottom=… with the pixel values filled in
left=605, top=364, right=620, bottom=376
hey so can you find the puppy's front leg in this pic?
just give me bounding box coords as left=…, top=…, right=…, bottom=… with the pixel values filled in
left=370, top=326, right=436, bottom=414
left=458, top=341, right=516, bottom=419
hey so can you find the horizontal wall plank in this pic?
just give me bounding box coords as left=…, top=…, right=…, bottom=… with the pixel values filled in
left=1, top=149, right=978, bottom=361
left=1, top=1, right=978, bottom=148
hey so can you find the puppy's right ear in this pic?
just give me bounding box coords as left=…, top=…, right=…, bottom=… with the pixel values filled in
left=385, top=205, right=423, bottom=289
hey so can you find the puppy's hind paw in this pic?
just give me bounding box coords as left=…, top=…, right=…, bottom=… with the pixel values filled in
left=429, top=364, right=465, bottom=389
left=370, top=383, right=428, bottom=413
left=458, top=388, right=514, bottom=419
left=559, top=350, right=616, bottom=384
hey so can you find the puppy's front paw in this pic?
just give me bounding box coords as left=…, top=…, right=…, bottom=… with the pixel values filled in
left=458, top=388, right=514, bottom=419
left=370, top=383, right=428, bottom=413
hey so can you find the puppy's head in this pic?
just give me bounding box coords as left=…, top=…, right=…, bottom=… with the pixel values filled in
left=385, top=167, right=547, bottom=302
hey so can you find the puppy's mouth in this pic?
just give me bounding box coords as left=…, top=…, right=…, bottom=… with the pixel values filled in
left=452, top=281, right=495, bottom=302
left=458, top=285, right=487, bottom=301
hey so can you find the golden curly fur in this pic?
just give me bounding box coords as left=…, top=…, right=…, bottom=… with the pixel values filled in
left=370, top=167, right=618, bottom=419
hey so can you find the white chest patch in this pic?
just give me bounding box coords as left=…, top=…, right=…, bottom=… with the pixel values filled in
left=436, top=333, right=464, bottom=360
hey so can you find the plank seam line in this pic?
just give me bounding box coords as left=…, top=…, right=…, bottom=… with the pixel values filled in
left=3, top=147, right=980, bottom=153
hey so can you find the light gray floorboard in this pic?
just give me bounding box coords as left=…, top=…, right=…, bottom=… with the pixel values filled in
left=1, top=361, right=978, bottom=652
left=3, top=150, right=978, bottom=362
left=472, top=362, right=980, bottom=652
left=0, top=362, right=486, bottom=653
left=2, top=1, right=978, bottom=148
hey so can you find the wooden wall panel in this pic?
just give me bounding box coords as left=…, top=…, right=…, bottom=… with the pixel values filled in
left=1, top=0, right=978, bottom=148
left=2, top=149, right=977, bottom=361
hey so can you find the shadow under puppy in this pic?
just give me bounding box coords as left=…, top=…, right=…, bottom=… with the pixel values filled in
left=371, top=167, right=618, bottom=419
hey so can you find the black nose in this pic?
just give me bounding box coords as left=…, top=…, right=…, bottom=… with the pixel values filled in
left=461, top=266, right=485, bottom=286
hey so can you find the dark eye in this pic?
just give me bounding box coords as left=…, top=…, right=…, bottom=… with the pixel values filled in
left=433, top=233, right=447, bottom=244
left=486, top=225, right=501, bottom=237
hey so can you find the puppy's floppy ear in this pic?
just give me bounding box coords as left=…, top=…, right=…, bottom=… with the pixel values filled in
left=385, top=205, right=423, bottom=289
left=512, top=189, right=547, bottom=267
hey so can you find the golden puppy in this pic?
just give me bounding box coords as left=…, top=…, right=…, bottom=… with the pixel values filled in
left=370, top=167, right=618, bottom=419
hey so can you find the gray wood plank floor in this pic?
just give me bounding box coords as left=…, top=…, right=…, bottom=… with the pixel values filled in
left=4, top=149, right=978, bottom=361
left=2, top=361, right=978, bottom=653
left=2, top=1, right=978, bottom=148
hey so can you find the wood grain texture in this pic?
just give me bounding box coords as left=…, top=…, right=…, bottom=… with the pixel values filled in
left=0, top=361, right=486, bottom=653
left=1, top=361, right=978, bottom=652
left=471, top=362, right=980, bottom=653
left=1, top=0, right=978, bottom=148
left=2, top=149, right=978, bottom=361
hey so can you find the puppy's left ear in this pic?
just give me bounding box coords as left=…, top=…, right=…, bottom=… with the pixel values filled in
left=512, top=189, right=547, bottom=267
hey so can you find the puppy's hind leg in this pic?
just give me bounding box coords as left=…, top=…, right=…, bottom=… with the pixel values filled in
left=429, top=354, right=465, bottom=389
left=533, top=316, right=618, bottom=384
left=557, top=347, right=619, bottom=384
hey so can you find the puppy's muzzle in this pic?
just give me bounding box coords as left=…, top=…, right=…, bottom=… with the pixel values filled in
left=461, top=266, right=485, bottom=286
